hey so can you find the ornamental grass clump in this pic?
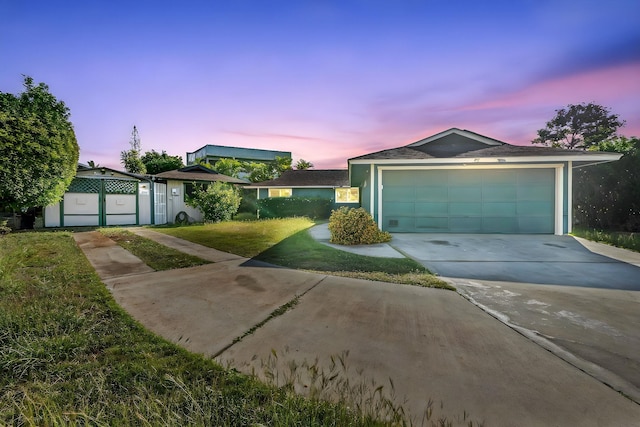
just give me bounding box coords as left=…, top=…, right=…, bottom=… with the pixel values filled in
left=328, top=207, right=391, bottom=245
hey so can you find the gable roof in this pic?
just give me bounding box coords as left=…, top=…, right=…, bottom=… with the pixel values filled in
left=155, top=165, right=249, bottom=184
left=349, top=128, right=622, bottom=165
left=247, top=169, right=350, bottom=188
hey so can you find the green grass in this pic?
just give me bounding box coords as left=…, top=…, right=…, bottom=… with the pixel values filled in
left=99, top=228, right=210, bottom=270
left=154, top=219, right=451, bottom=289
left=0, top=232, right=397, bottom=426
left=572, top=228, right=640, bottom=252
left=156, top=217, right=313, bottom=258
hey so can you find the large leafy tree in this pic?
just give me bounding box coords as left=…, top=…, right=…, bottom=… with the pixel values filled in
left=141, top=150, right=184, bottom=174
left=120, top=126, right=146, bottom=174
left=532, top=103, right=625, bottom=150
left=574, top=136, right=640, bottom=231
left=0, top=76, right=79, bottom=211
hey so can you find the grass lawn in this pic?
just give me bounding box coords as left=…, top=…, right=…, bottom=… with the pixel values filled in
left=155, top=218, right=451, bottom=289
left=0, top=232, right=395, bottom=426
left=572, top=228, right=640, bottom=252
left=100, top=228, right=210, bottom=270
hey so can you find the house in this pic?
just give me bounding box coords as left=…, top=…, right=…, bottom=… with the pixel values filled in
left=155, top=165, right=248, bottom=223
left=247, top=169, right=360, bottom=211
left=44, top=165, right=247, bottom=227
left=186, top=144, right=291, bottom=166
left=348, top=128, right=622, bottom=235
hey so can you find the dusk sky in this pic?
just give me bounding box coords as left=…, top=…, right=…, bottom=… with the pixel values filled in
left=2, top=0, right=639, bottom=170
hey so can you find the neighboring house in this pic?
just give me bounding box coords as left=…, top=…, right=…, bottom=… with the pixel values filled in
left=155, top=165, right=248, bottom=223
left=247, top=169, right=360, bottom=210
left=348, top=128, right=622, bottom=235
left=186, top=144, right=291, bottom=166
left=44, top=165, right=246, bottom=227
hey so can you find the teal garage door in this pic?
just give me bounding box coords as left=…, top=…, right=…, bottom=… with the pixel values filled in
left=382, top=168, right=555, bottom=233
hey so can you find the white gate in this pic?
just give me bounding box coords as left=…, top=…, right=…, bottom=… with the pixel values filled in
left=154, top=183, right=167, bottom=224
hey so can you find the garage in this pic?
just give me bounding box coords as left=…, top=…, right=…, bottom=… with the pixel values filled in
left=348, top=128, right=622, bottom=235
left=382, top=168, right=555, bottom=233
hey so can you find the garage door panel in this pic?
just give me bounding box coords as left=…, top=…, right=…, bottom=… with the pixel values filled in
left=383, top=186, right=415, bottom=201
left=449, top=170, right=480, bottom=185
left=483, top=202, right=517, bottom=216
left=519, top=217, right=554, bottom=233
left=386, top=216, right=416, bottom=232
left=449, top=217, right=483, bottom=232
left=483, top=169, right=516, bottom=184
left=415, top=187, right=448, bottom=201
left=517, top=201, right=553, bottom=216
left=449, top=187, right=481, bottom=201
left=415, top=202, right=448, bottom=215
left=415, top=217, right=449, bottom=231
left=519, top=168, right=554, bottom=184
left=518, top=185, right=554, bottom=201
left=483, top=217, right=518, bottom=233
left=450, top=202, right=482, bottom=216
left=482, top=185, right=517, bottom=201
left=383, top=201, right=414, bottom=216
left=382, top=168, right=555, bottom=234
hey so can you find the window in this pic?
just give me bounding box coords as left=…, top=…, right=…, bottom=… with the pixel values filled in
left=335, top=187, right=359, bottom=203
left=268, top=188, right=292, bottom=198
left=184, top=182, right=209, bottom=200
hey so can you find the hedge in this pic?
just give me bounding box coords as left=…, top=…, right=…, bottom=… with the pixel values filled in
left=257, top=197, right=332, bottom=219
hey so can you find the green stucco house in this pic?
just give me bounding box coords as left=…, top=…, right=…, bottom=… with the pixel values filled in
left=348, top=128, right=621, bottom=235
left=247, top=169, right=359, bottom=211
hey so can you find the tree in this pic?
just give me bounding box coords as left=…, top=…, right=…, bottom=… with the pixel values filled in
left=213, top=157, right=244, bottom=178
left=574, top=136, right=640, bottom=231
left=532, top=103, right=625, bottom=150
left=243, top=155, right=292, bottom=182
left=294, top=159, right=314, bottom=170
left=120, top=126, right=146, bottom=174
left=186, top=181, right=241, bottom=222
left=141, top=150, right=184, bottom=174
left=87, top=160, right=100, bottom=168
left=0, top=76, right=79, bottom=211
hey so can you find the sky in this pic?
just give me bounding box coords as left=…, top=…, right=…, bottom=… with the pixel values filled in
left=1, top=0, right=639, bottom=170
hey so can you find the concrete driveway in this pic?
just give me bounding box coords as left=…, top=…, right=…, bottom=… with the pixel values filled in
left=390, top=233, right=640, bottom=402
left=389, top=233, right=640, bottom=289
left=75, top=229, right=640, bottom=425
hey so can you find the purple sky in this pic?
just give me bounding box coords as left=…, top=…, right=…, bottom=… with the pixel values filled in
left=2, top=0, right=639, bottom=169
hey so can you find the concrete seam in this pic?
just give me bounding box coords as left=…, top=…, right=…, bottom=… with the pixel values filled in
left=454, top=284, right=640, bottom=406
left=211, top=275, right=329, bottom=359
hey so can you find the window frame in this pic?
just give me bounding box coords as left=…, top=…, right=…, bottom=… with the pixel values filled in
left=335, top=187, right=360, bottom=203
left=268, top=188, right=293, bottom=198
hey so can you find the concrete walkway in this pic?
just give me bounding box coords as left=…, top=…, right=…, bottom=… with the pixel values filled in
left=74, top=229, right=640, bottom=426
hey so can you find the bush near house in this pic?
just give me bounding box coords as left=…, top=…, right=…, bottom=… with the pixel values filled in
left=186, top=182, right=241, bottom=223
left=329, top=207, right=391, bottom=245
left=257, top=197, right=332, bottom=219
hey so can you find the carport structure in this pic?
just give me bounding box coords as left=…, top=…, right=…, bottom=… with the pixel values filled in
left=349, top=128, right=621, bottom=235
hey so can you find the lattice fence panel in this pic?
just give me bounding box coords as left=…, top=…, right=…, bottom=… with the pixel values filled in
left=68, top=177, right=101, bottom=193
left=105, top=179, right=137, bottom=194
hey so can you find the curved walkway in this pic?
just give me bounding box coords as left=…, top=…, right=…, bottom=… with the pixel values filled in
left=74, top=229, right=640, bottom=426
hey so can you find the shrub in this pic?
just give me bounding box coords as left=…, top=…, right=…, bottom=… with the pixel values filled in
left=186, top=182, right=241, bottom=223
left=257, top=197, right=332, bottom=219
left=328, top=207, right=391, bottom=245
left=0, top=219, right=10, bottom=235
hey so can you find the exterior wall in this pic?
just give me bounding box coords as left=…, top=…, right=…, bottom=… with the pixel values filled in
left=44, top=203, right=61, bottom=227
left=166, top=180, right=203, bottom=223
